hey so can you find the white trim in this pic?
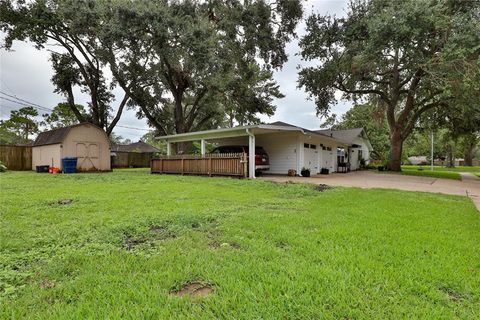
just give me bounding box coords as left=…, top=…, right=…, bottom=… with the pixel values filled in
left=200, top=139, right=206, bottom=156
left=247, top=129, right=256, bottom=179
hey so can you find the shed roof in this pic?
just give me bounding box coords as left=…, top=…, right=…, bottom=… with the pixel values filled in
left=111, top=141, right=159, bottom=153
left=33, top=123, right=103, bottom=147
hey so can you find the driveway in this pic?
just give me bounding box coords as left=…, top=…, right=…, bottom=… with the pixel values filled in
left=261, top=171, right=480, bottom=211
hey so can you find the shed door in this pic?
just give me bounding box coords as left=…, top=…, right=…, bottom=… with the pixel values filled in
left=76, top=142, right=100, bottom=171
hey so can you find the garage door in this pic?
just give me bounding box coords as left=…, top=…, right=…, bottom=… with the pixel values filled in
left=304, top=143, right=319, bottom=173
left=76, top=142, right=100, bottom=171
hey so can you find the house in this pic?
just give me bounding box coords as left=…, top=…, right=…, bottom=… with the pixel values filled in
left=317, top=128, right=372, bottom=171
left=408, top=156, right=429, bottom=165
left=156, top=121, right=373, bottom=178
left=32, top=123, right=111, bottom=171
left=111, top=141, right=160, bottom=168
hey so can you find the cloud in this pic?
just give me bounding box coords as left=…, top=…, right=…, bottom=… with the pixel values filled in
left=0, top=0, right=351, bottom=139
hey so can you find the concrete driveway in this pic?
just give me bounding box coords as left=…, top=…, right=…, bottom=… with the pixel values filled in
left=261, top=171, right=480, bottom=211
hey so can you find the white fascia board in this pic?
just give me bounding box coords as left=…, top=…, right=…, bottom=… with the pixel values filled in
left=155, top=125, right=303, bottom=143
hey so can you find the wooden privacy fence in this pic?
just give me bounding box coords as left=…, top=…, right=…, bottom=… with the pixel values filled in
left=0, top=145, right=32, bottom=170
left=151, top=153, right=247, bottom=177
left=112, top=152, right=153, bottom=168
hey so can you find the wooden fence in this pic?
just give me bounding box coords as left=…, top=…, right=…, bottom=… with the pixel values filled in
left=0, top=144, right=32, bottom=170
left=112, top=152, right=153, bottom=168
left=151, top=153, right=247, bottom=177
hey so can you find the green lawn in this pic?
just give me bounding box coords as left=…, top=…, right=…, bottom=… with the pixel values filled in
left=1, top=170, right=480, bottom=319
left=399, top=167, right=462, bottom=180
left=402, top=165, right=480, bottom=173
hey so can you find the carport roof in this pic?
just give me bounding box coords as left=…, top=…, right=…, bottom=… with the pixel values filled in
left=156, top=121, right=350, bottom=145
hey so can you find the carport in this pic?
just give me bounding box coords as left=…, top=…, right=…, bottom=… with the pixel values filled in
left=156, top=122, right=349, bottom=179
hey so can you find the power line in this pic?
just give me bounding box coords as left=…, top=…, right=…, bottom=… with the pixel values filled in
left=116, top=124, right=151, bottom=131
left=0, top=91, right=53, bottom=112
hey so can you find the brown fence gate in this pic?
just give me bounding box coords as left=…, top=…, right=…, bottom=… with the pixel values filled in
left=151, top=153, right=247, bottom=177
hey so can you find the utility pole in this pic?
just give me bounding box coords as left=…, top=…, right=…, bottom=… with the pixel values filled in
left=430, top=131, right=434, bottom=171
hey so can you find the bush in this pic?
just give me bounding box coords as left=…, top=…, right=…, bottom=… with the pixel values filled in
left=0, top=161, right=7, bottom=172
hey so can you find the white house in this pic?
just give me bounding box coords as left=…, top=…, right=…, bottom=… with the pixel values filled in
left=317, top=128, right=373, bottom=171
left=157, top=121, right=373, bottom=178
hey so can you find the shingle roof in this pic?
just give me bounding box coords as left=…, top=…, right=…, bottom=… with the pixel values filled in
left=33, top=127, right=72, bottom=146
left=33, top=123, right=105, bottom=147
left=316, top=128, right=365, bottom=144
left=111, top=141, right=159, bottom=153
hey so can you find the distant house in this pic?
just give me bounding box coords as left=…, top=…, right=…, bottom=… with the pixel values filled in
left=408, top=156, right=429, bottom=165
left=32, top=123, right=111, bottom=171
left=111, top=141, right=160, bottom=168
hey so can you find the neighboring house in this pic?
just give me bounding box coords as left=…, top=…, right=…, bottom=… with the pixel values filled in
left=111, top=141, right=160, bottom=168
left=32, top=123, right=111, bottom=171
left=318, top=128, right=373, bottom=171
left=408, top=156, right=429, bottom=165
left=156, top=121, right=373, bottom=178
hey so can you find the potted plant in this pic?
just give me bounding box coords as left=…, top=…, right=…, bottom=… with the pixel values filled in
left=301, top=167, right=311, bottom=177
left=320, top=167, right=329, bottom=174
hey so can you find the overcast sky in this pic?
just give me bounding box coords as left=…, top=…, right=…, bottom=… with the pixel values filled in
left=0, top=0, right=350, bottom=141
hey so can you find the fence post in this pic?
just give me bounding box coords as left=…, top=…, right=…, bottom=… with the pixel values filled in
left=181, top=158, right=184, bottom=175
left=208, top=156, right=212, bottom=177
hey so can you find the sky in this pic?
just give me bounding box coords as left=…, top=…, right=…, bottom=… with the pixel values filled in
left=0, top=0, right=350, bottom=141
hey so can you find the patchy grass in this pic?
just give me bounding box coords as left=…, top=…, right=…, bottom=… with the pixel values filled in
left=1, top=169, right=480, bottom=319
left=399, top=167, right=462, bottom=180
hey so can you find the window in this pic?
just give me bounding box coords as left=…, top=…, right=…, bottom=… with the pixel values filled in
left=304, top=143, right=309, bottom=148
left=358, top=149, right=363, bottom=161
left=310, top=144, right=316, bottom=149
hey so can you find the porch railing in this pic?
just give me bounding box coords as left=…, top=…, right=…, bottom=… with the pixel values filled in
left=151, top=153, right=247, bottom=177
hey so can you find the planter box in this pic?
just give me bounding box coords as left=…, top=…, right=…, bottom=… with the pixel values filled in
left=301, top=170, right=311, bottom=177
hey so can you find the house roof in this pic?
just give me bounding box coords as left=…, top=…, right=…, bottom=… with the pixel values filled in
left=156, top=121, right=351, bottom=145
left=111, top=141, right=159, bottom=153
left=33, top=123, right=105, bottom=147
left=316, top=128, right=364, bottom=143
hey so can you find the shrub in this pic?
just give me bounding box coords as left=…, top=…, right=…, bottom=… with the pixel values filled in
left=0, top=161, right=7, bottom=172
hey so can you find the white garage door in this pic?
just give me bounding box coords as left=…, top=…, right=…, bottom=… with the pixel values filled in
left=304, top=143, right=319, bottom=173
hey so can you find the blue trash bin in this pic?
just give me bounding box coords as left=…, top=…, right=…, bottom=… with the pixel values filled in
left=62, top=157, right=78, bottom=173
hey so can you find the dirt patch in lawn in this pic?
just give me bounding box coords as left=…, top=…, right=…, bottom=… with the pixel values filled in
left=439, top=286, right=469, bottom=302
left=49, top=199, right=74, bottom=206
left=122, top=226, right=177, bottom=250
left=171, top=282, right=214, bottom=297
left=314, top=184, right=333, bottom=192
left=39, top=279, right=55, bottom=289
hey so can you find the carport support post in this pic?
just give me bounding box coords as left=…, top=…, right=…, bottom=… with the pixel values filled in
left=166, top=142, right=171, bottom=156
left=247, top=130, right=255, bottom=179
left=201, top=139, right=206, bottom=156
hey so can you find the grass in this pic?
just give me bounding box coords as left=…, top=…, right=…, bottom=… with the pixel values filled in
left=1, top=169, right=480, bottom=319
left=402, top=165, right=480, bottom=173
left=399, top=167, right=462, bottom=180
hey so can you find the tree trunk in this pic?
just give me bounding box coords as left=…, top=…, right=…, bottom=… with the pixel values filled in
left=387, top=130, right=403, bottom=171
left=446, top=146, right=455, bottom=168
left=463, top=139, right=475, bottom=166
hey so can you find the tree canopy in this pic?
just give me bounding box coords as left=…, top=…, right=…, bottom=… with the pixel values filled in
left=1, top=0, right=302, bottom=148
left=299, top=0, right=480, bottom=170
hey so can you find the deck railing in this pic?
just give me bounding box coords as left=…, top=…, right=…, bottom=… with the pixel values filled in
left=151, top=153, right=247, bottom=177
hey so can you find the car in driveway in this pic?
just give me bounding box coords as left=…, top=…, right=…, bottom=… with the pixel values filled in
left=211, top=145, right=270, bottom=175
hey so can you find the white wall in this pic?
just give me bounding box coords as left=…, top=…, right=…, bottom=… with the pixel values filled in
left=63, top=124, right=111, bottom=171
left=32, top=144, right=62, bottom=169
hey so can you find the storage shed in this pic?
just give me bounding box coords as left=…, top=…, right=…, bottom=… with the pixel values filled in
left=32, top=123, right=111, bottom=171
